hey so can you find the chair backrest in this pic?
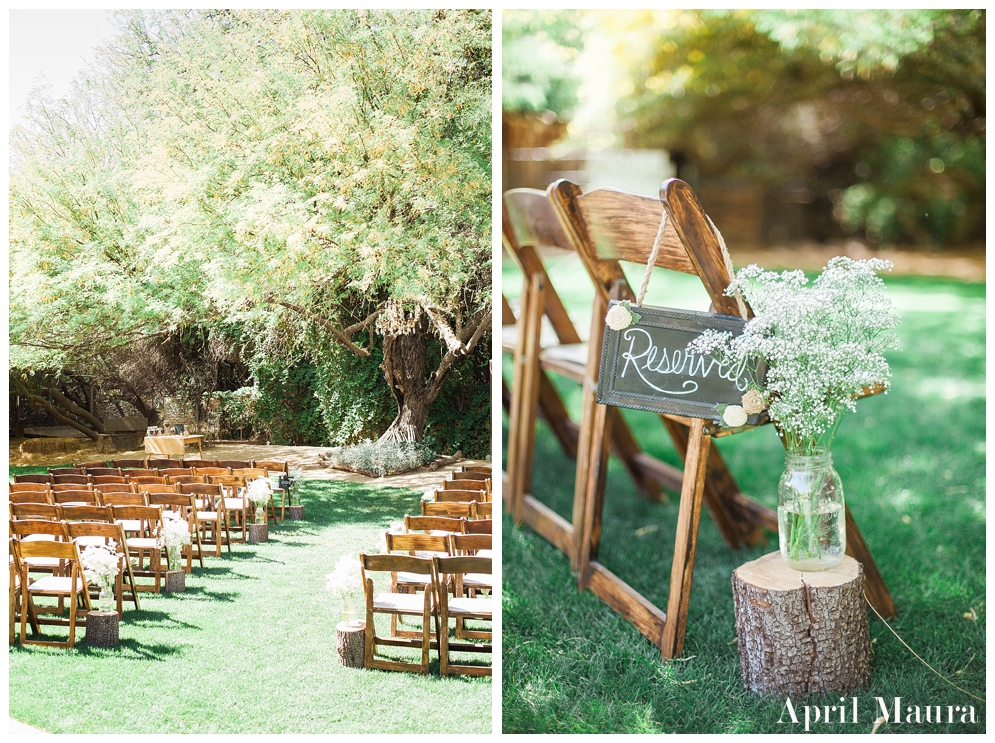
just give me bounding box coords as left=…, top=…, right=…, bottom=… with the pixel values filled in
left=360, top=553, right=433, bottom=578
left=547, top=178, right=745, bottom=317
left=14, top=474, right=52, bottom=484
left=160, top=468, right=191, bottom=478
left=51, top=474, right=91, bottom=486
left=110, top=505, right=163, bottom=536
left=48, top=467, right=84, bottom=475
left=434, top=489, right=486, bottom=504
left=433, top=554, right=491, bottom=581
left=61, top=505, right=114, bottom=523
left=167, top=474, right=208, bottom=485
left=474, top=502, right=493, bottom=519
left=66, top=520, right=129, bottom=550
left=442, top=479, right=490, bottom=492
left=93, top=483, right=136, bottom=495
left=403, top=515, right=466, bottom=534
left=110, top=459, right=148, bottom=469
left=128, top=476, right=168, bottom=485
left=51, top=490, right=98, bottom=505
left=193, top=467, right=231, bottom=476
left=50, top=483, right=92, bottom=492
left=97, top=491, right=148, bottom=507
left=15, top=538, right=84, bottom=563
left=208, top=475, right=246, bottom=491
left=140, top=484, right=181, bottom=495
left=9, top=482, right=51, bottom=494
left=233, top=468, right=270, bottom=481
left=181, top=460, right=217, bottom=468
left=9, top=519, right=70, bottom=540
left=253, top=461, right=288, bottom=474
left=85, top=467, right=123, bottom=477
left=462, top=518, right=492, bottom=535
left=146, top=459, right=177, bottom=469
left=451, top=471, right=491, bottom=482
left=384, top=532, right=449, bottom=555
left=9, top=489, right=53, bottom=504
left=458, top=465, right=492, bottom=475
left=147, top=492, right=196, bottom=513
left=448, top=532, right=491, bottom=555
left=10, top=503, right=62, bottom=521
left=177, top=482, right=223, bottom=497
left=76, top=460, right=109, bottom=469
left=214, top=460, right=252, bottom=469
left=91, top=475, right=130, bottom=485
left=421, top=501, right=475, bottom=519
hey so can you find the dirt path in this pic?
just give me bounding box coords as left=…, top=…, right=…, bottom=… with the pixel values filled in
left=8, top=439, right=490, bottom=492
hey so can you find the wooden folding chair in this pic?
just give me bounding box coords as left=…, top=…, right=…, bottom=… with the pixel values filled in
left=545, top=177, right=895, bottom=657
left=146, top=459, right=177, bottom=470
left=60, top=505, right=114, bottom=523
left=441, top=479, right=491, bottom=494
left=51, top=474, right=91, bottom=486
left=9, top=482, right=52, bottom=495
left=91, top=475, right=130, bottom=485
left=503, top=188, right=663, bottom=544
left=84, top=467, right=123, bottom=477
left=233, top=469, right=279, bottom=523
left=66, top=520, right=141, bottom=615
left=147, top=492, right=206, bottom=571
left=110, top=505, right=165, bottom=593
left=432, top=555, right=492, bottom=676
left=51, top=490, right=98, bottom=507
left=96, top=491, right=147, bottom=507
left=48, top=467, right=83, bottom=476
left=360, top=553, right=436, bottom=675
left=384, top=532, right=450, bottom=639
left=178, top=483, right=232, bottom=555
left=110, top=459, right=148, bottom=469
left=10, top=503, right=62, bottom=521
left=13, top=474, right=52, bottom=484
left=474, top=502, right=493, bottom=520
left=251, top=461, right=289, bottom=520
left=10, top=538, right=40, bottom=644
left=207, top=475, right=247, bottom=543
left=15, top=540, right=92, bottom=648
left=447, top=533, right=493, bottom=640
left=458, top=465, right=492, bottom=475
left=450, top=471, right=491, bottom=482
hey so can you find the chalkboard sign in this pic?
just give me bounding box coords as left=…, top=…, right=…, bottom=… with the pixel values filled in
left=596, top=303, right=765, bottom=424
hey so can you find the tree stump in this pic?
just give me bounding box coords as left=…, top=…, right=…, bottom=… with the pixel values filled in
left=85, top=611, right=120, bottom=647
left=336, top=621, right=365, bottom=668
left=164, top=570, right=186, bottom=593
left=247, top=523, right=269, bottom=544
left=287, top=505, right=305, bottom=520
left=732, top=552, right=870, bottom=696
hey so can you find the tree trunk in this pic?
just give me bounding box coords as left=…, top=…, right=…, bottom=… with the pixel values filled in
left=377, top=326, right=436, bottom=444
left=732, top=552, right=870, bottom=696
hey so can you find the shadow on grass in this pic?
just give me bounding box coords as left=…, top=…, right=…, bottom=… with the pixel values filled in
left=126, top=609, right=202, bottom=630
left=80, top=637, right=184, bottom=661
left=166, top=586, right=240, bottom=602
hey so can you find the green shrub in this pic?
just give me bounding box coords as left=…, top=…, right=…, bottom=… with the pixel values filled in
left=327, top=439, right=437, bottom=477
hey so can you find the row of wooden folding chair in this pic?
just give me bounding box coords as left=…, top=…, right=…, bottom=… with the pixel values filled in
left=359, top=552, right=491, bottom=676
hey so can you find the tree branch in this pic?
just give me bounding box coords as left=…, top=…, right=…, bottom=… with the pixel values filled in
left=266, top=297, right=375, bottom=358
left=427, top=306, right=491, bottom=399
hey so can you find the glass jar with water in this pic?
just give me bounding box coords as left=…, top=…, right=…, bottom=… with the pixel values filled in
left=777, top=449, right=846, bottom=571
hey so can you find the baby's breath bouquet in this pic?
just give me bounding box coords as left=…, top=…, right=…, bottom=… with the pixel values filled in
left=325, top=554, right=364, bottom=624
left=81, top=541, right=120, bottom=611
left=689, top=257, right=900, bottom=570
left=159, top=511, right=191, bottom=571
left=689, top=257, right=900, bottom=453
left=246, top=477, right=272, bottom=524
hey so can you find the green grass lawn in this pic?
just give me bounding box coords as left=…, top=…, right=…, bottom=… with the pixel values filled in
left=502, top=263, right=985, bottom=734
left=9, top=478, right=491, bottom=733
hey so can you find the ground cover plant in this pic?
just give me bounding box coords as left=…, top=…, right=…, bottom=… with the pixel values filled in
left=501, top=260, right=985, bottom=733
left=9, top=477, right=491, bottom=734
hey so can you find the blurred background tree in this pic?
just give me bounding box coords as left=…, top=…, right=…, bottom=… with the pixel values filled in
left=503, top=9, right=985, bottom=248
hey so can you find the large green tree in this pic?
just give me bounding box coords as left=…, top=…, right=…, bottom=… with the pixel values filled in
left=10, top=9, right=492, bottom=443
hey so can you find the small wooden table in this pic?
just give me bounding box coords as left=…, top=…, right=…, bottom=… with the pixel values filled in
left=143, top=434, right=205, bottom=457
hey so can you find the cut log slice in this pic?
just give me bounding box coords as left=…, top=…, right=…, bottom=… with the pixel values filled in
left=732, top=552, right=870, bottom=696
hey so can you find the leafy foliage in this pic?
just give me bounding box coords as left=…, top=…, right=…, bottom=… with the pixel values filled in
left=503, top=10, right=585, bottom=116
left=618, top=9, right=985, bottom=246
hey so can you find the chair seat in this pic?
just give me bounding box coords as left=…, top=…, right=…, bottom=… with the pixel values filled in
left=21, top=534, right=57, bottom=542
left=476, top=549, right=493, bottom=559
left=373, top=592, right=431, bottom=615
left=28, top=576, right=86, bottom=593
left=223, top=498, right=245, bottom=510
left=117, top=519, right=141, bottom=533
left=73, top=536, right=109, bottom=548
left=196, top=511, right=219, bottom=522
left=23, top=556, right=63, bottom=569
left=463, top=573, right=492, bottom=589
left=447, top=596, right=491, bottom=618
left=396, top=571, right=432, bottom=586
left=127, top=537, right=160, bottom=550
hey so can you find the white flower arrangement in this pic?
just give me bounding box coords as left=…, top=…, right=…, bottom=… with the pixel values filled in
left=605, top=302, right=640, bottom=331
left=688, top=257, right=900, bottom=452
left=80, top=542, right=120, bottom=588
left=246, top=477, right=272, bottom=507
left=159, top=511, right=191, bottom=550
left=325, top=554, right=363, bottom=596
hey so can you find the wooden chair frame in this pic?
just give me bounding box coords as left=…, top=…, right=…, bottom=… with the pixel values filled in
left=538, top=177, right=896, bottom=658
left=16, top=539, right=91, bottom=648
left=433, top=555, right=492, bottom=676
left=360, top=553, right=436, bottom=675
left=66, top=520, right=141, bottom=615
left=503, top=188, right=665, bottom=543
